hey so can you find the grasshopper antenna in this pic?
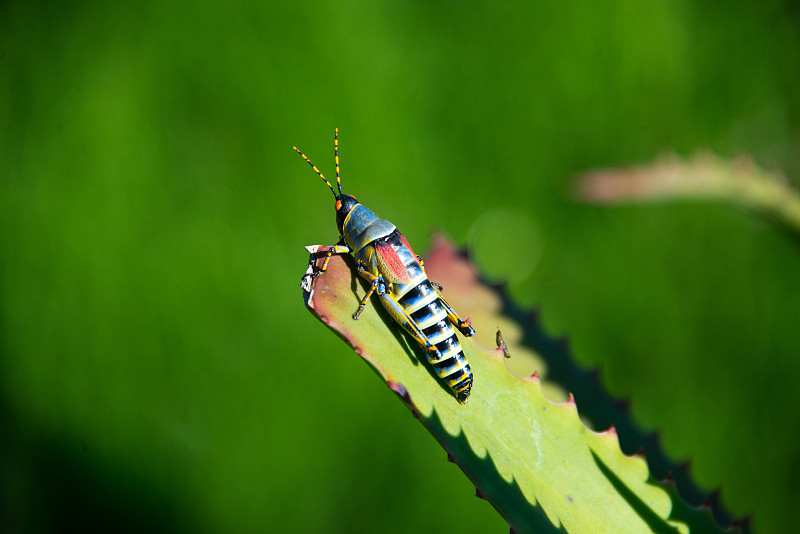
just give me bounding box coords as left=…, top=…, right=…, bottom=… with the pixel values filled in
left=334, top=128, right=342, bottom=195
left=293, top=144, right=337, bottom=198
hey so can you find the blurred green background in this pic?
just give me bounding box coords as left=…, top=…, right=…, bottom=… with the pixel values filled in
left=2, top=1, right=799, bottom=532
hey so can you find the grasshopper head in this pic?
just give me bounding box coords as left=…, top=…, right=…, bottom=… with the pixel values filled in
left=335, top=194, right=359, bottom=234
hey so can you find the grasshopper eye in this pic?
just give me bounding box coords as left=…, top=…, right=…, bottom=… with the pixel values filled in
left=335, top=200, right=342, bottom=210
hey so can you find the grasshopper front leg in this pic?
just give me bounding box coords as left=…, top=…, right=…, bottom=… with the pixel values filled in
left=302, top=244, right=351, bottom=285
left=315, top=244, right=352, bottom=276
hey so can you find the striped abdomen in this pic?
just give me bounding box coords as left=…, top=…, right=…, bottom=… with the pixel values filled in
left=397, top=280, right=473, bottom=402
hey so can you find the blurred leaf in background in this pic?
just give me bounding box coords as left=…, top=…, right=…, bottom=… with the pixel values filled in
left=1, top=1, right=799, bottom=532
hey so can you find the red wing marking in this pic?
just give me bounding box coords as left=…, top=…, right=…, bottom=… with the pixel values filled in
left=375, top=241, right=412, bottom=284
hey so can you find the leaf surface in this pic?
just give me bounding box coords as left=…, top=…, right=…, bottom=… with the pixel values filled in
left=303, top=241, right=686, bottom=534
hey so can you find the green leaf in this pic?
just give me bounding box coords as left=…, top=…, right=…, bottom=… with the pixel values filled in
left=302, top=241, right=690, bottom=533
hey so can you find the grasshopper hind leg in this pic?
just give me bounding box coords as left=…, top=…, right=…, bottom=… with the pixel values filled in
left=417, top=255, right=471, bottom=336
left=434, top=289, right=475, bottom=337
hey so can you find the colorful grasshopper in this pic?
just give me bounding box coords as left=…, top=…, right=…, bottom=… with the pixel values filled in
left=295, top=129, right=475, bottom=403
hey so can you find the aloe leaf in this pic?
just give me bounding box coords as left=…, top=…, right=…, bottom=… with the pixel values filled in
left=302, top=243, right=689, bottom=533
left=421, top=239, right=747, bottom=532
left=576, top=152, right=800, bottom=236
